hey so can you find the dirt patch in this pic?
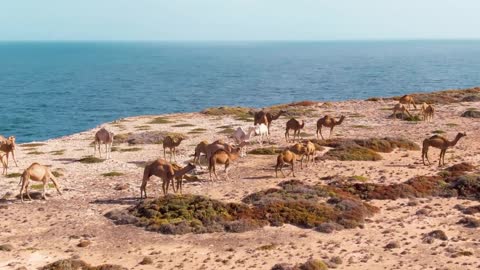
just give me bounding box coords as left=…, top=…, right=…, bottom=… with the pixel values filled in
left=40, top=259, right=127, bottom=270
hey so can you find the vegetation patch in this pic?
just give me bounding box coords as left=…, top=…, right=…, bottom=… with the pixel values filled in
left=27, top=151, right=45, bottom=155
left=118, top=147, right=142, bottom=152
left=49, top=149, right=66, bottom=156
left=135, top=125, right=151, bottom=130
left=351, top=125, right=372, bottom=129
left=113, top=133, right=132, bottom=144
left=115, top=131, right=184, bottom=145
left=188, top=128, right=207, bottom=134
left=461, top=110, right=480, bottom=118
left=107, top=180, right=377, bottom=235
left=148, top=117, right=174, bottom=124
left=172, top=123, right=195, bottom=127
left=248, top=147, right=282, bottom=155
left=78, top=156, right=104, bottom=164
left=321, top=144, right=382, bottom=161
left=40, top=259, right=127, bottom=270
left=20, top=143, right=45, bottom=148
left=272, top=259, right=328, bottom=270
left=389, top=87, right=480, bottom=104
left=201, top=106, right=252, bottom=118
left=102, top=171, right=124, bottom=177
left=218, top=127, right=235, bottom=134
left=52, top=170, right=64, bottom=178
left=30, top=183, right=55, bottom=190
left=432, top=130, right=445, bottom=134
left=5, top=173, right=22, bottom=178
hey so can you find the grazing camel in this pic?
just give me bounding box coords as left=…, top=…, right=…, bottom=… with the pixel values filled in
left=232, top=126, right=256, bottom=157
left=316, top=115, right=346, bottom=140
left=0, top=136, right=18, bottom=168
left=140, top=159, right=195, bottom=198
left=94, top=128, right=114, bottom=159
left=399, top=95, right=417, bottom=109
left=254, top=110, right=287, bottom=134
left=254, top=123, right=270, bottom=145
left=163, top=136, right=184, bottom=161
left=205, top=141, right=235, bottom=165
left=275, top=149, right=301, bottom=178
left=208, top=147, right=241, bottom=181
left=171, top=162, right=196, bottom=194
left=392, top=104, right=412, bottom=120
left=422, top=132, right=466, bottom=166
left=420, top=103, right=434, bottom=122
left=19, top=163, right=62, bottom=202
left=304, top=141, right=317, bottom=166
left=192, top=140, right=209, bottom=168
left=285, top=118, right=305, bottom=142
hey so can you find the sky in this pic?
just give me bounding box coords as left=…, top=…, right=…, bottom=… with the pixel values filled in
left=1, top=0, right=480, bottom=41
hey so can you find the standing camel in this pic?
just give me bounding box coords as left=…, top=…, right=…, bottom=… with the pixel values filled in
left=316, top=115, right=346, bottom=140
left=303, top=141, right=317, bottom=166
left=0, top=136, right=18, bottom=168
left=19, top=163, right=62, bottom=202
left=94, top=128, right=114, bottom=159
left=285, top=118, right=305, bottom=142
left=399, top=95, right=417, bottom=109
left=254, top=110, right=287, bottom=134
left=392, top=104, right=412, bottom=120
left=420, top=103, right=434, bottom=122
left=254, top=123, right=270, bottom=145
left=171, top=162, right=197, bottom=194
left=140, top=159, right=195, bottom=198
left=422, top=132, right=466, bottom=166
left=208, top=147, right=241, bottom=181
left=163, top=136, right=184, bottom=161
left=232, top=127, right=256, bottom=157
left=275, top=149, right=301, bottom=178
left=192, top=140, right=209, bottom=168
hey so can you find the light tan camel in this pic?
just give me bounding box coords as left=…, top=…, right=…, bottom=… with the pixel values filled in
left=420, top=103, right=434, bottom=122
left=392, top=103, right=412, bottom=120
left=275, top=149, right=300, bottom=177
left=304, top=141, right=316, bottom=166
left=19, top=163, right=62, bottom=202
left=254, top=110, right=287, bottom=134
left=399, top=95, right=417, bottom=109
left=316, top=115, right=346, bottom=140
left=288, top=143, right=306, bottom=169
left=140, top=159, right=195, bottom=198
left=0, top=136, right=18, bottom=168
left=171, top=162, right=196, bottom=194
left=422, top=132, right=466, bottom=166
left=285, top=118, right=305, bottom=142
left=208, top=147, right=241, bottom=181
left=192, top=140, right=209, bottom=168
left=163, top=136, right=184, bottom=161
left=94, top=128, right=114, bottom=159
left=205, top=140, right=235, bottom=165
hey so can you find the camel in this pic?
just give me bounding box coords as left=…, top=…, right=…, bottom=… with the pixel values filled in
left=163, top=136, right=184, bottom=161
left=422, top=132, right=466, bottom=166
left=275, top=149, right=301, bottom=178
left=171, top=162, right=196, bottom=194
left=94, top=128, right=114, bottom=159
left=304, top=141, right=317, bottom=166
left=316, top=115, right=346, bottom=140
left=205, top=140, right=235, bottom=165
left=19, top=163, right=62, bottom=202
left=392, top=103, right=412, bottom=120
left=254, top=123, right=270, bottom=145
left=0, top=136, right=18, bottom=168
left=192, top=140, right=209, bottom=168
left=208, top=147, right=241, bottom=181
left=140, top=159, right=195, bottom=198
left=1, top=154, right=7, bottom=175
left=399, top=95, right=417, bottom=109
left=288, top=143, right=306, bottom=169
left=232, top=126, right=256, bottom=157
left=254, top=110, right=287, bottom=134
left=420, top=103, right=434, bottom=122
left=285, top=118, right=305, bottom=142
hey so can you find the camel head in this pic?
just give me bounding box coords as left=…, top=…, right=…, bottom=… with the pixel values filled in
left=338, top=115, right=346, bottom=124
left=7, top=136, right=16, bottom=144
left=300, top=120, right=305, bottom=128
left=457, top=132, right=467, bottom=139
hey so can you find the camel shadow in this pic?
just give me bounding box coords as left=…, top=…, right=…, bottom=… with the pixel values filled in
left=243, top=175, right=274, bottom=180
left=52, top=158, right=77, bottom=164
left=90, top=197, right=140, bottom=206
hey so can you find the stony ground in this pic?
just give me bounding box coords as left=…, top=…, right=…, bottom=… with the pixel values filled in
left=1, top=92, right=480, bottom=269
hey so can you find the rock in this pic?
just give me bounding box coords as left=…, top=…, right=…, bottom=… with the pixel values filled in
left=461, top=95, right=480, bottom=102
left=0, top=244, right=13, bottom=251
left=77, top=240, right=91, bottom=248
left=139, top=257, right=153, bottom=265
left=271, top=264, right=293, bottom=270
left=426, top=230, right=448, bottom=241
left=461, top=110, right=480, bottom=118
left=384, top=241, right=400, bottom=249
left=458, top=217, right=480, bottom=228
left=114, top=183, right=129, bottom=191
left=330, top=256, right=343, bottom=265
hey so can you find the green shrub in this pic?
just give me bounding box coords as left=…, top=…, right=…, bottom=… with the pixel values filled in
left=78, top=156, right=104, bottom=164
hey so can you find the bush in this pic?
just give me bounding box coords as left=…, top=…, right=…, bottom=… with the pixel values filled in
left=248, top=147, right=282, bottom=155
left=78, top=156, right=104, bottom=164
left=321, top=144, right=382, bottom=161
left=40, top=259, right=128, bottom=270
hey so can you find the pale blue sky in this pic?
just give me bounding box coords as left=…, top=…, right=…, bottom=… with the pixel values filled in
left=1, top=0, right=479, bottom=41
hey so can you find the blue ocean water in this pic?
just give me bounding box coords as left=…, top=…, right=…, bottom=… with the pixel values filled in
left=1, top=41, right=480, bottom=143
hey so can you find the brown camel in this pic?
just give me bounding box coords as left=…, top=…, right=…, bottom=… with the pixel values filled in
left=399, top=95, right=417, bottom=109
left=208, top=147, right=241, bottom=181
left=204, top=140, right=235, bottom=165
left=94, top=128, right=114, bottom=159
left=316, top=115, right=346, bottom=140
left=192, top=140, right=209, bottom=168
left=420, top=103, right=434, bottom=122
left=140, top=159, right=195, bottom=198
left=392, top=103, right=412, bottom=120
left=19, top=163, right=62, bottom=202
left=285, top=118, right=305, bottom=142
left=422, top=132, right=466, bottom=166
left=163, top=136, right=184, bottom=161
left=275, top=149, right=301, bottom=178
left=303, top=141, right=317, bottom=166
left=288, top=143, right=306, bottom=169
left=171, top=162, right=196, bottom=194
left=0, top=136, right=18, bottom=168
left=254, top=110, right=287, bottom=134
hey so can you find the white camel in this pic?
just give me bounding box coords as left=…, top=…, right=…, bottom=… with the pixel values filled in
left=254, top=123, right=270, bottom=146
left=232, top=126, right=256, bottom=157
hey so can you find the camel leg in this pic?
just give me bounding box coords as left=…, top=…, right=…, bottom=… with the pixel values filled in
left=171, top=178, right=177, bottom=193
left=42, top=180, right=48, bottom=200
left=285, top=130, right=289, bottom=143
left=104, top=144, right=108, bottom=159
left=291, top=161, right=295, bottom=177
left=11, top=150, right=18, bottom=167
left=319, top=127, right=325, bottom=140
left=50, top=176, right=62, bottom=195
left=163, top=147, right=166, bottom=159
left=26, top=182, right=32, bottom=201
left=162, top=179, right=167, bottom=196
left=140, top=177, right=148, bottom=198
left=93, top=142, right=97, bottom=156
left=20, top=178, right=26, bottom=202
left=329, top=127, right=334, bottom=138
left=224, top=161, right=230, bottom=180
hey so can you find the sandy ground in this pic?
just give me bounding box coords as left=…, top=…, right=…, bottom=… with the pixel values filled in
left=1, top=97, right=480, bottom=269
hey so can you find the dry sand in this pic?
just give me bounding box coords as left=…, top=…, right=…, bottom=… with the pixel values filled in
left=1, top=94, right=480, bottom=269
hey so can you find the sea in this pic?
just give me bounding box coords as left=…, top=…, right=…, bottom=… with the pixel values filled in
left=1, top=40, right=479, bottom=143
